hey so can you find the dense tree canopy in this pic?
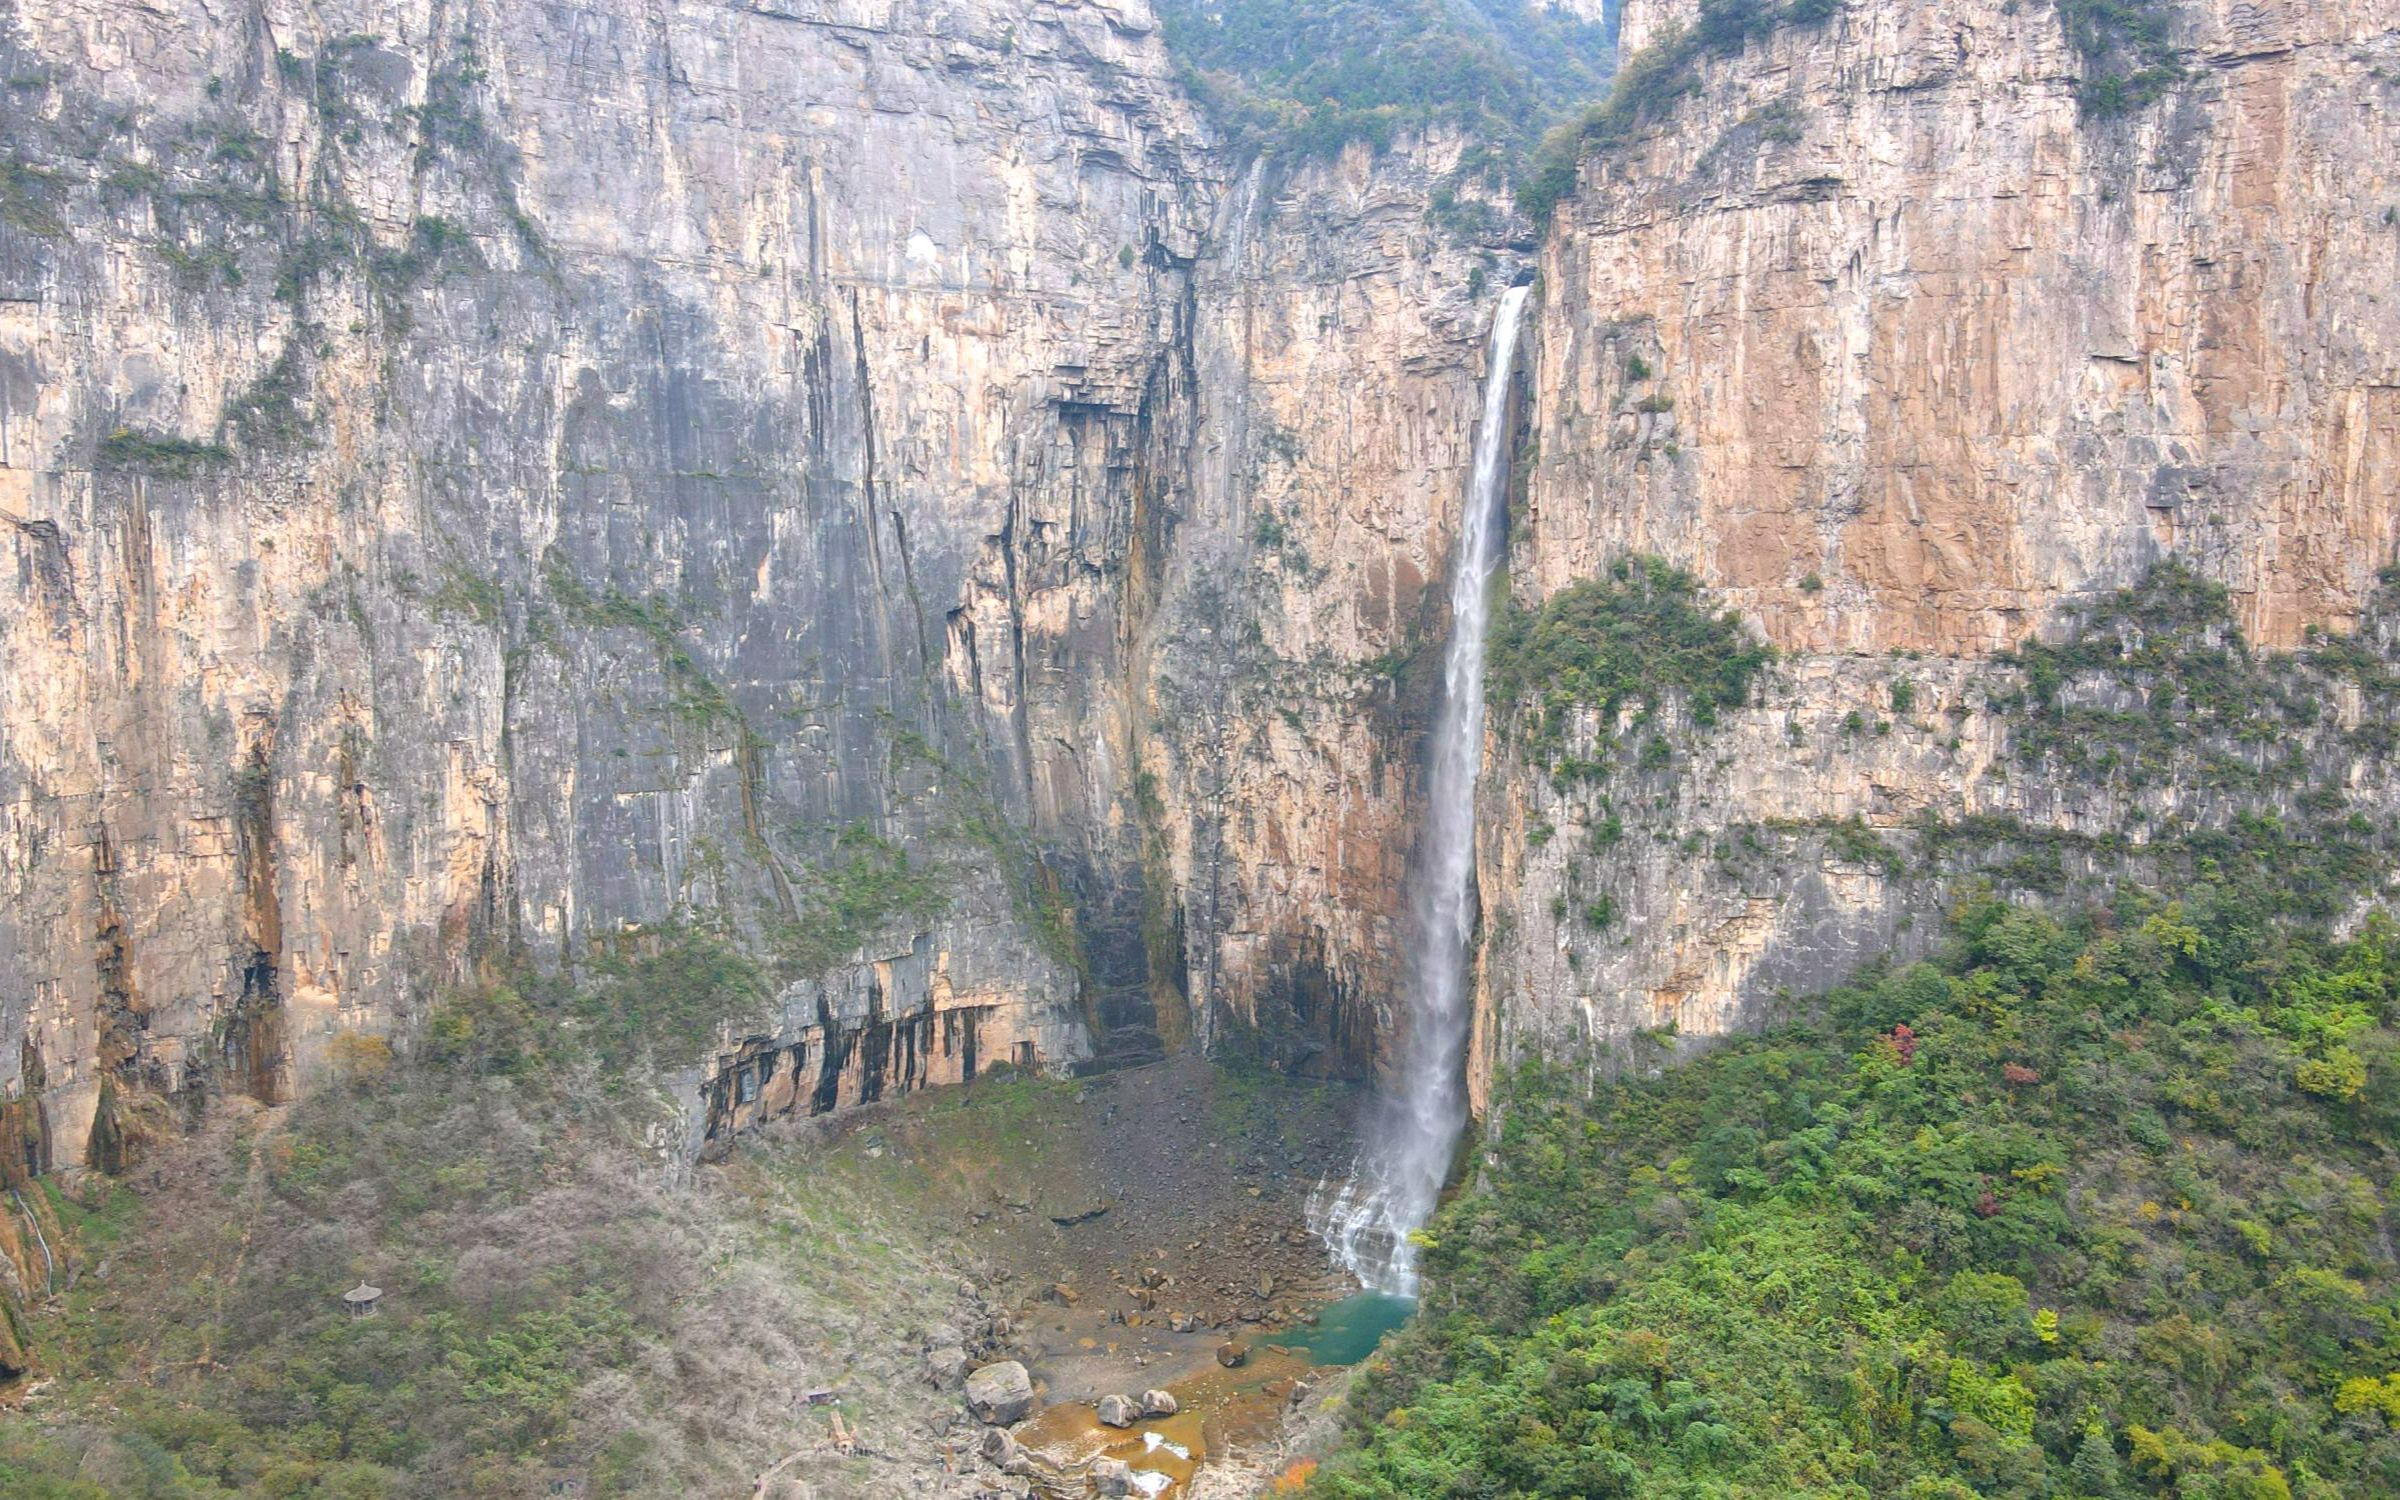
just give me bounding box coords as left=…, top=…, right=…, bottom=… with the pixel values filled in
left=1154, top=1, right=1618, bottom=160
left=1311, top=884, right=2400, bottom=1497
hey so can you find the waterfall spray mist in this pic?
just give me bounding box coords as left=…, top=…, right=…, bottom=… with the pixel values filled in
left=1312, top=284, right=1531, bottom=1297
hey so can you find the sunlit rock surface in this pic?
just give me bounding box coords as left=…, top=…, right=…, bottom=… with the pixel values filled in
left=0, top=0, right=2393, bottom=1189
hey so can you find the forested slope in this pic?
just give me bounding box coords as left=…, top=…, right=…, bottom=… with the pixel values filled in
left=1314, top=885, right=2400, bottom=1497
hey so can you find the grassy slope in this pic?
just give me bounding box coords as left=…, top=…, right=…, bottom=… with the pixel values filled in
left=0, top=1057, right=971, bottom=1499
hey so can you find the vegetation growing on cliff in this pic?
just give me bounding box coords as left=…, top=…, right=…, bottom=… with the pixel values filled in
left=416, top=926, right=765, bottom=1080
left=1310, top=882, right=2400, bottom=1498
left=1154, top=0, right=1617, bottom=161
left=2057, top=0, right=2187, bottom=117
left=95, top=426, right=232, bottom=477
left=766, top=824, right=947, bottom=980
left=2002, top=562, right=2323, bottom=785
left=1925, top=562, right=2400, bottom=922
left=1517, top=0, right=1840, bottom=223
left=1487, top=556, right=1774, bottom=779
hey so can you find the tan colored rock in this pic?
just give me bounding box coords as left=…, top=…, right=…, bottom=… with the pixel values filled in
left=964, top=1360, right=1036, bottom=1426
left=1530, top=0, right=2396, bottom=657
left=1469, top=0, right=2400, bottom=1105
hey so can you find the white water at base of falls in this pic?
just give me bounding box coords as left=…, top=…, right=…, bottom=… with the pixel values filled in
left=1310, top=283, right=1532, bottom=1297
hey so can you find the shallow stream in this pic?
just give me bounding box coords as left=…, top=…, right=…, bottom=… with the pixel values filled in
left=1015, top=1290, right=1416, bottom=1496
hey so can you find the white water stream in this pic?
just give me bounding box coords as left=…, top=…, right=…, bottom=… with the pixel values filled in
left=1311, top=284, right=1531, bottom=1296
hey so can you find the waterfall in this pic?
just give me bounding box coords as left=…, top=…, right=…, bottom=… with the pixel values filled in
left=1312, top=283, right=1531, bottom=1297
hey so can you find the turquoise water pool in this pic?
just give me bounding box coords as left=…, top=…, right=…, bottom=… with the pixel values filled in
left=1290, top=1292, right=1416, bottom=1365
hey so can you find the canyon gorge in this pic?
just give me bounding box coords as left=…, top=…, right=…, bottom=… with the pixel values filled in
left=1, top=0, right=2397, bottom=1495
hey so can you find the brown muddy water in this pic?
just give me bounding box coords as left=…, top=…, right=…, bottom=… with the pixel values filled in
left=1015, top=1293, right=1414, bottom=1496
left=1015, top=1344, right=1309, bottom=1496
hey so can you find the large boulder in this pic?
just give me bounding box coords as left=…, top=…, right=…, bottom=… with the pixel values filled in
left=1095, top=1393, right=1139, bottom=1428
left=965, top=1360, right=1036, bottom=1425
left=1139, top=1389, right=1178, bottom=1417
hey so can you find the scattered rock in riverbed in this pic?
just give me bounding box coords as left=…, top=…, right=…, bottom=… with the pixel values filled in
left=1092, top=1457, right=1133, bottom=1497
left=965, top=1360, right=1035, bottom=1424
left=1096, top=1393, right=1140, bottom=1428
left=1216, top=1340, right=1248, bottom=1369
left=977, top=1428, right=1019, bottom=1468
left=1140, top=1389, right=1178, bottom=1417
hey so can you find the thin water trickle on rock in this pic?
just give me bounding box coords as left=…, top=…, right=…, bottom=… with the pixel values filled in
left=1312, top=284, right=1530, bottom=1297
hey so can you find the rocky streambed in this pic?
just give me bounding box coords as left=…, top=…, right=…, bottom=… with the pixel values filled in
left=955, top=1298, right=1407, bottom=1498
left=747, top=1054, right=1394, bottom=1498
left=998, top=1290, right=1416, bottom=1498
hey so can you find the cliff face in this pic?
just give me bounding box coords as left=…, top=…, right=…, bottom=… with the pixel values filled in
left=1, top=0, right=2393, bottom=1194
left=0, top=0, right=1511, bottom=1176
left=1530, top=0, right=2397, bottom=656
left=1473, top=0, right=2400, bottom=1101
left=0, top=0, right=1198, bottom=1169
left=1149, top=144, right=1507, bottom=1077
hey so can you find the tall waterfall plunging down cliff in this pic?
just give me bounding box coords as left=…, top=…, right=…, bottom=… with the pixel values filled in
left=1313, top=284, right=1532, bottom=1297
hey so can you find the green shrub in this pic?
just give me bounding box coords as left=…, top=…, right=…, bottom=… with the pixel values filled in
left=96, top=426, right=230, bottom=476
left=1824, top=814, right=1902, bottom=875
left=2055, top=0, right=2185, bottom=116
left=1488, top=556, right=1774, bottom=773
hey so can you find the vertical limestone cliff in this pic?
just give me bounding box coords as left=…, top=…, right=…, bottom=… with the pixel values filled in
left=1473, top=0, right=2400, bottom=1101
left=0, top=0, right=1218, bottom=1170
left=1147, top=142, right=1514, bottom=1077
left=0, top=0, right=1517, bottom=1178
left=3, top=0, right=2391, bottom=1219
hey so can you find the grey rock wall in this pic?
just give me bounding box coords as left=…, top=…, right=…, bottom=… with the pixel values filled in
left=0, top=0, right=1516, bottom=1170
